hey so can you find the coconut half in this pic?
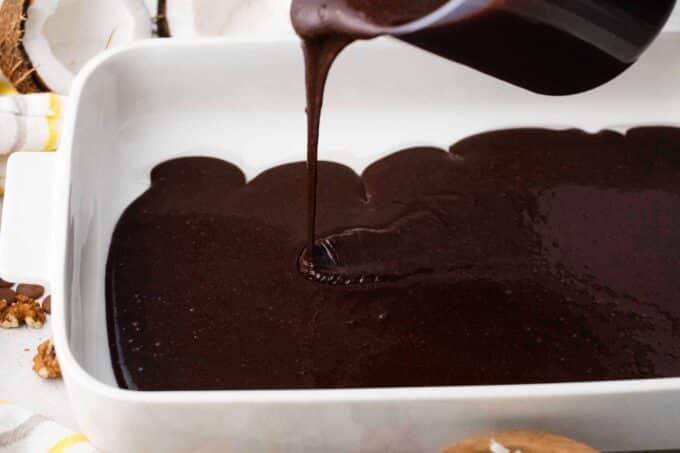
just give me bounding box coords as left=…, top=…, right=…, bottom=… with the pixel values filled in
left=158, top=0, right=293, bottom=39
left=0, top=0, right=153, bottom=94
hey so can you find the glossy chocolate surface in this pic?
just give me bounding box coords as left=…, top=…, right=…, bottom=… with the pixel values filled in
left=107, top=128, right=680, bottom=391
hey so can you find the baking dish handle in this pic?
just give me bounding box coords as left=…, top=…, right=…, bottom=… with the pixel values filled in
left=0, top=152, right=56, bottom=283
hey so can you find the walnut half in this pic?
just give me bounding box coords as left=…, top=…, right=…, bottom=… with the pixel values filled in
left=0, top=294, right=46, bottom=329
left=0, top=299, right=17, bottom=328
left=33, top=339, right=62, bottom=379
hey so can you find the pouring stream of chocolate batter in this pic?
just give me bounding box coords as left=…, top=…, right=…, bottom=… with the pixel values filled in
left=292, top=0, right=675, bottom=278
left=294, top=0, right=450, bottom=273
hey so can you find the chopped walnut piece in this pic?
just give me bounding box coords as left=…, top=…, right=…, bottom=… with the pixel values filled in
left=0, top=298, right=18, bottom=328
left=0, top=294, right=46, bottom=329
left=33, top=339, right=61, bottom=379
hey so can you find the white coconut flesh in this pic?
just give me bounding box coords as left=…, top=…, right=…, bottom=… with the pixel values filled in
left=163, top=0, right=293, bottom=38
left=22, top=0, right=152, bottom=94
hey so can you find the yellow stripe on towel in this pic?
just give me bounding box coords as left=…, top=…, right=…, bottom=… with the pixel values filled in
left=0, top=400, right=9, bottom=405
left=43, top=116, right=59, bottom=152
left=47, top=433, right=89, bottom=453
left=49, top=93, right=62, bottom=118
left=43, top=94, right=62, bottom=151
left=0, top=82, right=16, bottom=96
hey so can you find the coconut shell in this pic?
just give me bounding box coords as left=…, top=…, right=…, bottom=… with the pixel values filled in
left=156, top=0, right=170, bottom=38
left=443, top=431, right=600, bottom=453
left=0, top=0, right=50, bottom=93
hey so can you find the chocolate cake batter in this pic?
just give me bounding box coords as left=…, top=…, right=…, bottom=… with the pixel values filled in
left=107, top=128, right=680, bottom=391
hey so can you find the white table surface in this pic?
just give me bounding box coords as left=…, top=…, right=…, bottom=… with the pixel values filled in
left=1, top=313, right=77, bottom=429
left=0, top=187, right=74, bottom=424
left=2, top=0, right=680, bottom=437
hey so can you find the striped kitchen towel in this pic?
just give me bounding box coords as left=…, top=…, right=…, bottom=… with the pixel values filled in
left=0, top=93, right=64, bottom=117
left=0, top=113, right=62, bottom=155
left=0, top=94, right=65, bottom=155
left=0, top=93, right=65, bottom=195
left=0, top=401, right=95, bottom=453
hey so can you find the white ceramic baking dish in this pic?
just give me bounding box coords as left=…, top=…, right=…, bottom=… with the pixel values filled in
left=2, top=34, right=680, bottom=452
